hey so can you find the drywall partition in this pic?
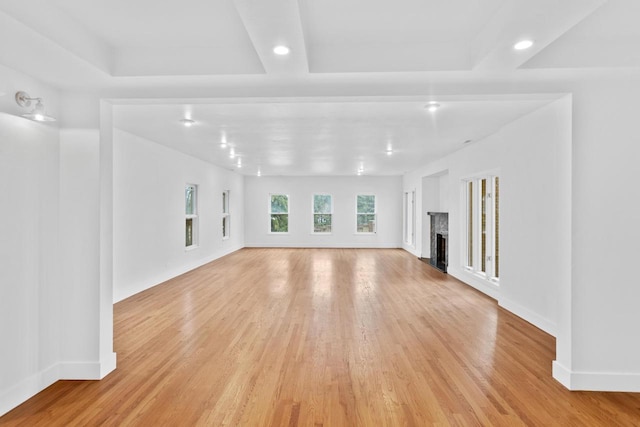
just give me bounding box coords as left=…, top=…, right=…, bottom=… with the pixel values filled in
left=419, top=170, right=449, bottom=259
left=0, top=112, right=62, bottom=416
left=59, top=128, right=112, bottom=378
left=112, top=129, right=244, bottom=302
left=0, top=65, right=116, bottom=416
left=558, top=79, right=640, bottom=391
left=0, top=66, right=65, bottom=416
left=404, top=97, right=571, bottom=334
left=244, top=175, right=402, bottom=248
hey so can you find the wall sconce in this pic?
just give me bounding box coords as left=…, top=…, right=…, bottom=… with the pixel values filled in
left=15, top=91, right=56, bottom=122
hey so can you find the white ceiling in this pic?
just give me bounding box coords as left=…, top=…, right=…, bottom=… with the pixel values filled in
left=0, top=0, right=637, bottom=176
left=113, top=96, right=557, bottom=176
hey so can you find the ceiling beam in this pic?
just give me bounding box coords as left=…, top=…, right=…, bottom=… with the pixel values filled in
left=471, top=0, right=607, bottom=71
left=233, top=0, right=309, bottom=75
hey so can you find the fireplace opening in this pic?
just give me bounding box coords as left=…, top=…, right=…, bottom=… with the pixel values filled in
left=427, top=212, right=448, bottom=273
left=436, top=233, right=447, bottom=272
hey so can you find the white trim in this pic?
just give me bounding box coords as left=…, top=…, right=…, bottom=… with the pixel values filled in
left=0, top=364, right=59, bottom=417
left=448, top=267, right=500, bottom=300
left=552, top=362, right=640, bottom=392
left=245, top=242, right=400, bottom=248
left=0, top=353, right=117, bottom=417
left=59, top=353, right=117, bottom=380
left=113, top=245, right=243, bottom=302
left=552, top=361, right=572, bottom=389
left=499, top=297, right=557, bottom=337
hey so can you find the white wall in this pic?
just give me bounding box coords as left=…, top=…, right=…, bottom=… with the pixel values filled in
left=419, top=171, right=449, bottom=259
left=404, top=97, right=572, bottom=335
left=58, top=129, right=104, bottom=373
left=113, top=129, right=244, bottom=302
left=0, top=112, right=62, bottom=415
left=0, top=66, right=117, bottom=416
left=244, top=175, right=402, bottom=248
left=561, top=79, right=640, bottom=390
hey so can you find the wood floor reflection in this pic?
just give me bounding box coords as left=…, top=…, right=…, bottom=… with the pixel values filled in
left=2, top=248, right=639, bottom=426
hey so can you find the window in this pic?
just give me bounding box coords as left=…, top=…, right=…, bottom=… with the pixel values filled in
left=185, top=184, right=198, bottom=248
left=404, top=191, right=415, bottom=245
left=356, top=194, right=376, bottom=233
left=222, top=190, right=230, bottom=239
left=463, top=175, right=499, bottom=281
left=313, top=194, right=332, bottom=233
left=270, top=194, right=289, bottom=233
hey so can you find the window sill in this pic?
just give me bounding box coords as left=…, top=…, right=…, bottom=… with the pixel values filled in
left=185, top=245, right=199, bottom=252
left=311, top=232, right=332, bottom=235
left=354, top=232, right=376, bottom=235
left=463, top=267, right=500, bottom=287
left=268, top=232, right=289, bottom=235
left=222, top=236, right=230, bottom=241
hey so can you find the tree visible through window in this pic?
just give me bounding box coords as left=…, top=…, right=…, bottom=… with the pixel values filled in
left=270, top=194, right=289, bottom=233
left=185, top=184, right=198, bottom=247
left=313, top=194, right=332, bottom=233
left=356, top=194, right=376, bottom=233
left=222, top=190, right=230, bottom=239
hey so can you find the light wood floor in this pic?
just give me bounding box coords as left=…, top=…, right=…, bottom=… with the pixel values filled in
left=2, top=248, right=640, bottom=426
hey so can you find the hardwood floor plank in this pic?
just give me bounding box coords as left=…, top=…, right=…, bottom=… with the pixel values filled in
left=2, top=248, right=640, bottom=426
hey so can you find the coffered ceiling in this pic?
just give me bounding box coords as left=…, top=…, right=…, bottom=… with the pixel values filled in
left=0, top=0, right=635, bottom=175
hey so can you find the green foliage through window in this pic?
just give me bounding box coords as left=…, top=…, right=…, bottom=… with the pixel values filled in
left=270, top=194, right=289, bottom=232
left=271, top=214, right=288, bottom=233
left=357, top=195, right=376, bottom=233
left=270, top=194, right=288, bottom=214
left=313, top=194, right=332, bottom=233
left=185, top=185, right=196, bottom=215
left=357, top=195, right=375, bottom=214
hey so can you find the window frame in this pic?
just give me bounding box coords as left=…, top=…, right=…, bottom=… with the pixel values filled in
left=312, top=193, right=333, bottom=234
left=462, top=174, right=499, bottom=283
left=403, top=190, right=415, bottom=246
left=355, top=194, right=377, bottom=234
left=185, top=184, right=198, bottom=249
left=222, top=190, right=230, bottom=240
left=269, top=193, right=290, bottom=234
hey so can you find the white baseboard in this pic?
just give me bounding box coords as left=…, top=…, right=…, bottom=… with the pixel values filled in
left=553, top=361, right=640, bottom=392
left=0, top=354, right=118, bottom=417
left=60, top=352, right=117, bottom=380
left=447, top=268, right=500, bottom=300
left=402, top=245, right=419, bottom=257
left=244, top=242, right=401, bottom=248
left=0, top=364, right=59, bottom=417
left=498, top=297, right=557, bottom=337
left=552, top=361, right=572, bottom=388
left=114, top=245, right=243, bottom=303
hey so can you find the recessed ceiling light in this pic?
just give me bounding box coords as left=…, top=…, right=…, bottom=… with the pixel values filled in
left=514, top=40, right=534, bottom=50
left=229, top=148, right=235, bottom=159
left=386, top=149, right=393, bottom=156
left=257, top=169, right=261, bottom=177
left=180, top=118, right=195, bottom=127
left=273, top=45, right=290, bottom=55
left=237, top=158, right=242, bottom=168
left=425, top=102, right=440, bottom=113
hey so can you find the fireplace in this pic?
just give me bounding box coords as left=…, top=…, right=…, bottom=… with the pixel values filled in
left=427, top=212, right=448, bottom=273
